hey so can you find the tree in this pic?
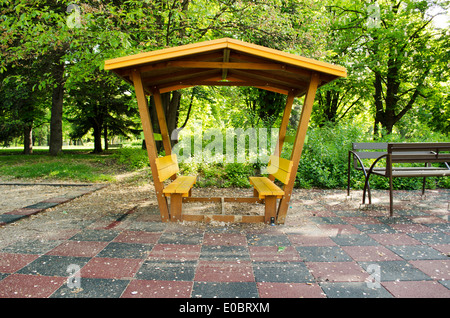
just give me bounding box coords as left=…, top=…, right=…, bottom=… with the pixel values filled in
left=67, top=71, right=139, bottom=153
left=324, top=0, right=449, bottom=136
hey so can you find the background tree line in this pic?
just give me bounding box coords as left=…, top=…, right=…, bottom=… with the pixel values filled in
left=0, top=0, right=448, bottom=156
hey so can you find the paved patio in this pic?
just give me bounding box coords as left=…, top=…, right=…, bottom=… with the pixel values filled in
left=0, top=185, right=448, bottom=299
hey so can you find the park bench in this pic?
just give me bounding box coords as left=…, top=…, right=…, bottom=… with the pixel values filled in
left=250, top=155, right=293, bottom=223
left=348, top=142, right=450, bottom=216
left=155, top=154, right=197, bottom=221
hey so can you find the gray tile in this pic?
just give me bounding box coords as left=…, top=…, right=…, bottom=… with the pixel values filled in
left=331, top=234, right=380, bottom=246
left=51, top=278, right=129, bottom=298
left=246, top=234, right=291, bottom=246
left=192, top=282, right=258, bottom=298
left=69, top=229, right=120, bottom=242
left=296, top=246, right=352, bottom=262
left=135, top=260, right=196, bottom=281
left=359, top=261, right=431, bottom=281
left=0, top=239, right=61, bottom=254
left=386, top=245, right=448, bottom=260
left=253, top=262, right=314, bottom=283
left=96, top=242, right=152, bottom=259
left=353, top=224, right=397, bottom=234
left=409, top=232, right=450, bottom=245
left=17, top=255, right=90, bottom=276
left=320, top=282, right=393, bottom=298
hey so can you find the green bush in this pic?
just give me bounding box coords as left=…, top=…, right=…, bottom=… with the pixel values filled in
left=294, top=122, right=449, bottom=190
left=113, top=147, right=149, bottom=170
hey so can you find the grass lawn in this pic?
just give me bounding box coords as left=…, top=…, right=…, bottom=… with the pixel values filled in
left=0, top=148, right=134, bottom=183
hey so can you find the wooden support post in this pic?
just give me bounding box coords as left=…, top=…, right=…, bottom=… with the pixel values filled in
left=276, top=73, right=321, bottom=224
left=151, top=88, right=173, bottom=157
left=170, top=194, right=183, bottom=221
left=269, top=90, right=295, bottom=182
left=264, top=196, right=277, bottom=224
left=132, top=71, right=170, bottom=222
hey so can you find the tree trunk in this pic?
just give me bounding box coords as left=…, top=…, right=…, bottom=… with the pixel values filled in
left=92, top=122, right=103, bottom=153
left=23, top=124, right=33, bottom=155
left=49, top=58, right=65, bottom=156
left=104, top=123, right=108, bottom=151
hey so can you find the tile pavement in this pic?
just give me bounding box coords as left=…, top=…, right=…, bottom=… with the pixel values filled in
left=0, top=188, right=448, bottom=298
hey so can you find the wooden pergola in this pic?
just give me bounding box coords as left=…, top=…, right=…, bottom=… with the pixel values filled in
left=104, top=38, right=346, bottom=224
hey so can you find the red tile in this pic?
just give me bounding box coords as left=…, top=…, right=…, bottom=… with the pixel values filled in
left=80, top=257, right=143, bottom=279
left=0, top=274, right=66, bottom=298
left=249, top=246, right=302, bottom=262
left=113, top=231, right=161, bottom=244
left=305, top=261, right=370, bottom=282
left=288, top=234, right=337, bottom=246
left=257, top=282, right=325, bottom=298
left=203, top=233, right=247, bottom=246
left=46, top=241, right=108, bottom=257
left=409, top=260, right=450, bottom=280
left=148, top=244, right=201, bottom=261
left=341, top=245, right=403, bottom=262
left=342, top=217, right=382, bottom=224
left=382, top=281, right=450, bottom=298
left=316, top=224, right=361, bottom=236
left=195, top=261, right=254, bottom=282
left=0, top=253, right=39, bottom=273
left=122, top=280, right=193, bottom=298
left=5, top=208, right=41, bottom=216
left=368, top=233, right=422, bottom=245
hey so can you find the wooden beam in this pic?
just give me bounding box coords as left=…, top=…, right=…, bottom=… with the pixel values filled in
left=269, top=90, right=296, bottom=182
left=276, top=73, right=321, bottom=224
left=151, top=87, right=172, bottom=157
left=167, top=61, right=287, bottom=71
left=131, top=71, right=170, bottom=222
left=222, top=48, right=230, bottom=80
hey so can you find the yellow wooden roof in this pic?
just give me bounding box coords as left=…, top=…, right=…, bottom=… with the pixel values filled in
left=104, top=38, right=346, bottom=96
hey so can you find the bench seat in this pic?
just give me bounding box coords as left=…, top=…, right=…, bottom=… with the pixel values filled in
left=163, top=176, right=197, bottom=197
left=249, top=156, right=293, bottom=224
left=249, top=177, right=284, bottom=199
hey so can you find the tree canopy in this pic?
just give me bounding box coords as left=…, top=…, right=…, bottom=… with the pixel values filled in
left=1, top=0, right=448, bottom=154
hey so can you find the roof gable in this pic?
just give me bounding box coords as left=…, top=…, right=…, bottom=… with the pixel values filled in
left=104, top=38, right=346, bottom=96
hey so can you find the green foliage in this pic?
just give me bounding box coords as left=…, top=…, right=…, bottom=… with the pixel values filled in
left=113, top=147, right=149, bottom=170
left=295, top=122, right=449, bottom=190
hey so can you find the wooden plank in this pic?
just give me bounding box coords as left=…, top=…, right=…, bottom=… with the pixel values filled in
left=182, top=197, right=263, bottom=203
left=277, top=73, right=321, bottom=224
left=264, top=196, right=277, bottom=224
left=131, top=70, right=170, bottom=222
left=155, top=154, right=179, bottom=182
left=167, top=60, right=287, bottom=71
left=170, top=193, right=183, bottom=221
left=270, top=91, right=295, bottom=181
left=249, top=177, right=284, bottom=198
left=151, top=88, right=173, bottom=158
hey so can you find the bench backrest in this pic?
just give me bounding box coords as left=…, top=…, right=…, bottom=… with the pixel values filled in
left=155, top=154, right=179, bottom=182
left=267, top=155, right=293, bottom=185
left=388, top=142, right=450, bottom=164
left=351, top=143, right=387, bottom=169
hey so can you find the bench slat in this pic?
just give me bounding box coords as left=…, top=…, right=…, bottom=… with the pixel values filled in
left=155, top=154, right=179, bottom=182
left=267, top=155, right=293, bottom=184
left=163, top=176, right=196, bottom=196
left=249, top=176, right=284, bottom=199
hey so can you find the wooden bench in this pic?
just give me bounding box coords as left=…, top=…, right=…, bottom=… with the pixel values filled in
left=348, top=142, right=450, bottom=216
left=249, top=155, right=293, bottom=224
left=155, top=154, right=197, bottom=221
